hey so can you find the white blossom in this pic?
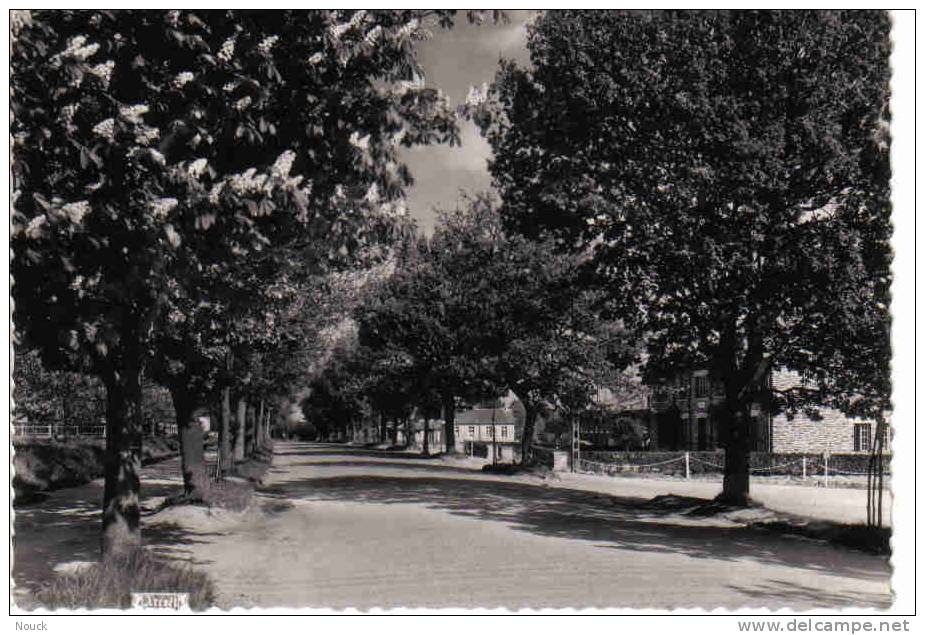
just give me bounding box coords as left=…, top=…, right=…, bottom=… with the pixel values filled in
left=228, top=168, right=268, bottom=195
left=119, top=104, right=149, bottom=124
left=397, top=18, right=420, bottom=40
left=164, top=224, right=182, bottom=248
left=187, top=158, right=208, bottom=179
left=24, top=215, right=47, bottom=238
left=233, top=96, right=252, bottom=111
left=173, top=71, right=194, bottom=88
left=88, top=60, right=115, bottom=87
left=222, top=81, right=237, bottom=93
left=150, top=197, right=178, bottom=218
left=135, top=126, right=160, bottom=146
left=363, top=26, right=382, bottom=45
left=271, top=151, right=296, bottom=178
left=92, top=118, right=115, bottom=140
left=57, top=36, right=100, bottom=61
left=363, top=183, right=380, bottom=204
left=465, top=82, right=489, bottom=108
left=257, top=35, right=279, bottom=54
left=329, top=22, right=351, bottom=40
left=381, top=200, right=407, bottom=218
left=308, top=52, right=324, bottom=65
left=218, top=37, right=236, bottom=63
left=349, top=10, right=368, bottom=27
left=349, top=131, right=370, bottom=151
left=208, top=183, right=224, bottom=205
left=61, top=201, right=91, bottom=224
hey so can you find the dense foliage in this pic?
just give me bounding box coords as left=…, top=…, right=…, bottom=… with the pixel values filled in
left=11, top=9, right=483, bottom=555
left=472, top=10, right=892, bottom=501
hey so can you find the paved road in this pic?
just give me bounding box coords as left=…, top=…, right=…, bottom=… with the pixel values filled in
left=145, top=442, right=891, bottom=610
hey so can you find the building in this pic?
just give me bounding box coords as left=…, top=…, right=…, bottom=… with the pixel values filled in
left=398, top=419, right=444, bottom=452
left=454, top=408, right=520, bottom=462
left=648, top=368, right=883, bottom=454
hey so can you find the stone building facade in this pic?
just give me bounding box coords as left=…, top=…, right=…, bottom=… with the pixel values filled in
left=647, top=368, right=880, bottom=454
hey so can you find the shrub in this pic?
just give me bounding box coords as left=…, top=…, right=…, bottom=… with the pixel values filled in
left=13, top=436, right=180, bottom=504
left=36, top=550, right=214, bottom=610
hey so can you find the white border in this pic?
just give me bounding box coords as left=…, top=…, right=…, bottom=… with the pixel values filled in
left=2, top=2, right=919, bottom=628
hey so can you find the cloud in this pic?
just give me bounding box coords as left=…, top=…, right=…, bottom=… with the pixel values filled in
left=399, top=12, right=532, bottom=234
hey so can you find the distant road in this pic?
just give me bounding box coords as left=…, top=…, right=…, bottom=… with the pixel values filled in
left=146, top=442, right=891, bottom=610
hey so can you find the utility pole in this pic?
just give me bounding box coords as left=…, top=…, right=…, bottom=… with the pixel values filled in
left=571, top=416, right=581, bottom=472
left=491, top=406, right=497, bottom=465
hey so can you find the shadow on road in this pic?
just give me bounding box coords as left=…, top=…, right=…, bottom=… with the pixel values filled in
left=273, top=459, right=485, bottom=477
left=12, top=475, right=184, bottom=597
left=726, top=578, right=890, bottom=608
left=261, top=444, right=890, bottom=589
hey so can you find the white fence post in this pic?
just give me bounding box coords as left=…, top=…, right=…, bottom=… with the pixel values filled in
left=823, top=453, right=829, bottom=488
left=802, top=456, right=807, bottom=480
left=684, top=452, right=690, bottom=480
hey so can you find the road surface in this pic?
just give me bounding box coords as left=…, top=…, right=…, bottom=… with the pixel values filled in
left=151, top=442, right=891, bottom=610
left=13, top=442, right=892, bottom=610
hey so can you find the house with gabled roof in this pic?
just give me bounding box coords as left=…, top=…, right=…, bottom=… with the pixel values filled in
left=453, top=407, right=521, bottom=462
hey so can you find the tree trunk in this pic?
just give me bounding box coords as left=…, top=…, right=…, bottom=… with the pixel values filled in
left=220, top=387, right=232, bottom=475
left=443, top=394, right=456, bottom=453
left=423, top=416, right=430, bottom=455
left=169, top=383, right=209, bottom=500
left=379, top=412, right=387, bottom=444
left=244, top=402, right=255, bottom=457
left=101, top=355, right=144, bottom=559
left=520, top=405, right=538, bottom=465
left=257, top=399, right=265, bottom=449
left=234, top=396, right=247, bottom=461
left=718, top=396, right=751, bottom=506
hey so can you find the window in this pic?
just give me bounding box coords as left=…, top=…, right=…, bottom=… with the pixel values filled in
left=454, top=426, right=459, bottom=438
left=854, top=423, right=872, bottom=452
left=500, top=425, right=508, bottom=439
left=468, top=426, right=475, bottom=438
left=694, top=376, right=709, bottom=399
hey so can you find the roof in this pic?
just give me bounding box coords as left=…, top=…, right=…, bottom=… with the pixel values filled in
left=455, top=408, right=516, bottom=426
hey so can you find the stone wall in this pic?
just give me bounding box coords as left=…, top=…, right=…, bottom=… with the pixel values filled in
left=772, top=408, right=882, bottom=454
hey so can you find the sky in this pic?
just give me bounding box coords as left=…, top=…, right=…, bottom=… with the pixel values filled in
left=398, top=11, right=534, bottom=234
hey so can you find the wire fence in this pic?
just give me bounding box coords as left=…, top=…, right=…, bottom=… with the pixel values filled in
left=12, top=423, right=106, bottom=438
left=576, top=451, right=889, bottom=484
left=12, top=422, right=180, bottom=440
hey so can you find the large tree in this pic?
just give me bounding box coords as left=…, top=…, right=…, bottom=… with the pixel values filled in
left=358, top=195, right=633, bottom=459
left=11, top=9, right=482, bottom=556
left=357, top=227, right=501, bottom=454
left=473, top=10, right=891, bottom=503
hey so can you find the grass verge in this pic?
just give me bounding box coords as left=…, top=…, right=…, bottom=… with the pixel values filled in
left=754, top=520, right=892, bottom=556
left=36, top=549, right=214, bottom=610
left=14, top=437, right=179, bottom=505
left=159, top=443, right=274, bottom=513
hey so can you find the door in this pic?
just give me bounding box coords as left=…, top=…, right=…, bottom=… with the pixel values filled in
left=697, top=417, right=709, bottom=451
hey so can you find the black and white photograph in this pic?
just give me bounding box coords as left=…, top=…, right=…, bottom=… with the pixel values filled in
left=6, top=5, right=917, bottom=621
